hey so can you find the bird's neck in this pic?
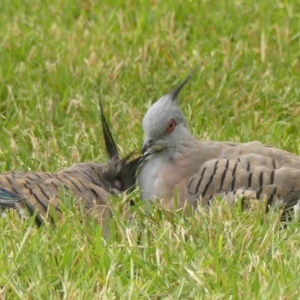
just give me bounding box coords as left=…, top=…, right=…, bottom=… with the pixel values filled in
left=167, top=130, right=198, bottom=159
left=138, top=135, right=199, bottom=200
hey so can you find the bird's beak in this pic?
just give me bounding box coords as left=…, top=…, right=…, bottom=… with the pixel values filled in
left=142, top=138, right=154, bottom=155
left=142, top=137, right=167, bottom=155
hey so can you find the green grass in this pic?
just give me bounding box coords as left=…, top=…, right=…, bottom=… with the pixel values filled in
left=1, top=0, right=300, bottom=298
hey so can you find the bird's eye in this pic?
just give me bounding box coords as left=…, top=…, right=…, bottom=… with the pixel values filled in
left=165, top=119, right=177, bottom=134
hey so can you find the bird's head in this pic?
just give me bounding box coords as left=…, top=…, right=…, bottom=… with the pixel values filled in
left=142, top=67, right=198, bottom=155
left=99, top=101, right=147, bottom=193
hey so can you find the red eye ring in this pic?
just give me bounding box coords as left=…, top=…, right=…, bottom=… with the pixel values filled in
left=165, top=119, right=177, bottom=134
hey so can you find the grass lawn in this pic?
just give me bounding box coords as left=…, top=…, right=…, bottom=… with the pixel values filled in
left=1, top=0, right=300, bottom=298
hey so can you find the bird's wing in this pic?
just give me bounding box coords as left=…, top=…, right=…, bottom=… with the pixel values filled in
left=0, top=171, right=111, bottom=226
left=187, top=152, right=300, bottom=210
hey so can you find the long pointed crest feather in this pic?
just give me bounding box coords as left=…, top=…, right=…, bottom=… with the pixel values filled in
left=99, top=100, right=119, bottom=160
left=169, top=64, right=200, bottom=101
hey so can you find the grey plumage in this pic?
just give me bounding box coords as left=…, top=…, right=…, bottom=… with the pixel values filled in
left=138, top=68, right=300, bottom=218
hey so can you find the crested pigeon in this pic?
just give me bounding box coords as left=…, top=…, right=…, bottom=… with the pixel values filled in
left=0, top=103, right=145, bottom=227
left=138, top=69, right=300, bottom=216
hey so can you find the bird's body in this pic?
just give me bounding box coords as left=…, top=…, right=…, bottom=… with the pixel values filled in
left=0, top=104, right=145, bottom=229
left=138, top=69, right=300, bottom=214
left=0, top=168, right=111, bottom=226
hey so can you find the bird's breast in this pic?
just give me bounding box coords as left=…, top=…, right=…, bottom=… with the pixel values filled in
left=138, top=157, right=164, bottom=200
left=138, top=149, right=201, bottom=205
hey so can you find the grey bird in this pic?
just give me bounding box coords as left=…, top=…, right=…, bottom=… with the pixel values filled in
left=138, top=68, right=300, bottom=217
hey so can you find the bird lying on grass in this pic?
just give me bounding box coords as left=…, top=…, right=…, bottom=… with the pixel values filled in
left=138, top=67, right=300, bottom=220
left=0, top=102, right=146, bottom=230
